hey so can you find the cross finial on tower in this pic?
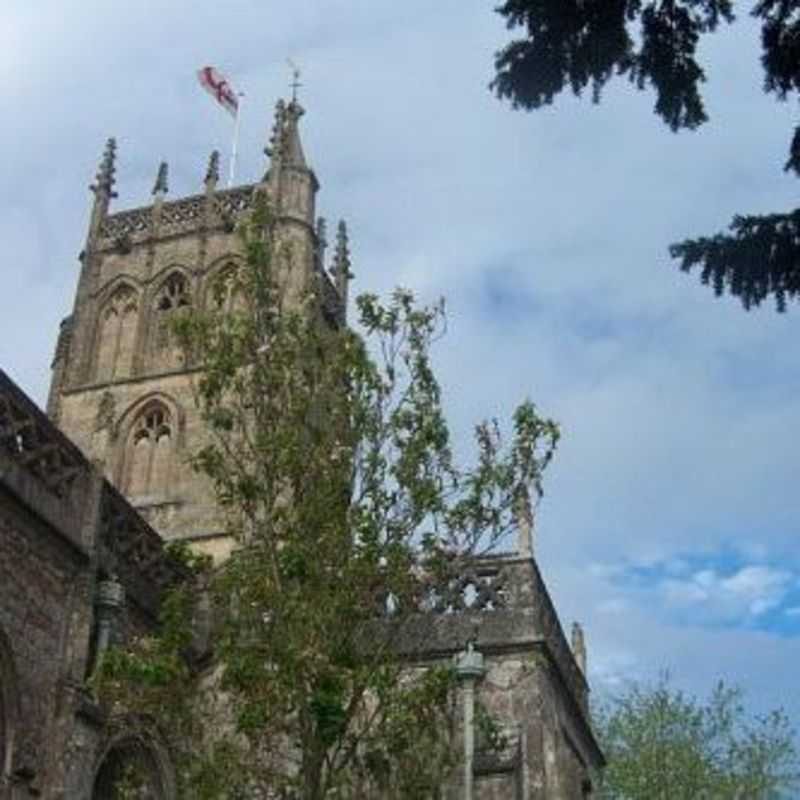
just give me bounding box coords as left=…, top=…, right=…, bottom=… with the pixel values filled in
left=288, top=58, right=302, bottom=104
left=152, top=161, right=169, bottom=196
left=92, top=137, right=118, bottom=197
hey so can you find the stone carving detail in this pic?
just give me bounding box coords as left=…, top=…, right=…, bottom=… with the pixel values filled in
left=215, top=185, right=255, bottom=217
left=99, top=209, right=149, bottom=241
left=159, top=196, right=204, bottom=236
left=0, top=371, right=84, bottom=501
left=423, top=566, right=508, bottom=614
left=98, top=185, right=256, bottom=247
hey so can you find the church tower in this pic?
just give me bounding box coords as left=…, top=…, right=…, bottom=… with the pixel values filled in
left=47, top=98, right=350, bottom=560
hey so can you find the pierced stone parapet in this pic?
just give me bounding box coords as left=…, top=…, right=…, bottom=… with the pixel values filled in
left=401, top=554, right=590, bottom=719
left=158, top=195, right=204, bottom=237
left=98, top=207, right=150, bottom=243
left=97, top=184, right=257, bottom=248
left=422, top=564, right=508, bottom=614
left=0, top=369, right=85, bottom=502
left=214, top=185, right=256, bottom=217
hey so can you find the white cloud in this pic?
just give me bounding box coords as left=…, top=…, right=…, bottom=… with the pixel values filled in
left=659, top=565, right=794, bottom=621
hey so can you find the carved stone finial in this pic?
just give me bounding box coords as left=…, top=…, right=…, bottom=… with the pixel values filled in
left=514, top=484, right=534, bottom=557
left=152, top=161, right=169, bottom=196
left=264, top=99, right=287, bottom=159
left=205, top=150, right=220, bottom=185
left=283, top=98, right=307, bottom=166
left=571, top=622, right=587, bottom=675
left=331, top=220, right=352, bottom=283
left=331, top=220, right=352, bottom=321
left=286, top=96, right=305, bottom=123
left=92, top=137, right=117, bottom=197
left=288, top=58, right=302, bottom=104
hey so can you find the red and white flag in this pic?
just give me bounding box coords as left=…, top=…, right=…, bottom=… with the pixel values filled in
left=197, top=66, right=240, bottom=117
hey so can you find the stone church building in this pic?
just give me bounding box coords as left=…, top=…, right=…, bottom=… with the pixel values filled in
left=0, top=97, right=604, bottom=798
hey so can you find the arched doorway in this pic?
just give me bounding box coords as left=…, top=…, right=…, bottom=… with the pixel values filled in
left=92, top=735, right=172, bottom=800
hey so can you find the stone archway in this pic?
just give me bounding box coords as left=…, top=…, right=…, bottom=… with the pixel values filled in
left=92, top=734, right=173, bottom=800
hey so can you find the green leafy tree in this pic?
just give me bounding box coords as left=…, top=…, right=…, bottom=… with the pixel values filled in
left=93, top=197, right=560, bottom=799
left=595, top=676, right=798, bottom=799
left=492, top=1, right=800, bottom=311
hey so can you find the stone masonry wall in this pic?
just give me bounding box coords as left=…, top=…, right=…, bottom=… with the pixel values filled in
left=0, top=368, right=186, bottom=799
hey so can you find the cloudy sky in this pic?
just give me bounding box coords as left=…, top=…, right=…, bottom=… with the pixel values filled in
left=3, top=1, right=800, bottom=731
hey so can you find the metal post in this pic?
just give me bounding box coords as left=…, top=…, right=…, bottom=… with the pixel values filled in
left=455, top=640, right=486, bottom=800
left=228, top=93, right=244, bottom=188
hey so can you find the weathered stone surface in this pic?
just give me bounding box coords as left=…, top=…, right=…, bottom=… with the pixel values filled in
left=0, top=368, right=185, bottom=798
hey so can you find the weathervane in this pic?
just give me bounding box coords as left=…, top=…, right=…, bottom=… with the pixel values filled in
left=288, top=58, right=302, bottom=103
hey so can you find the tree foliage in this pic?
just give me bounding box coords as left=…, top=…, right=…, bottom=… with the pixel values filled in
left=93, top=197, right=560, bottom=798
left=492, top=0, right=800, bottom=311
left=595, top=676, right=798, bottom=799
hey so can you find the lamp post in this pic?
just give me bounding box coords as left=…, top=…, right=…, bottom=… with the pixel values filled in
left=455, top=640, right=486, bottom=800
left=95, top=575, right=125, bottom=659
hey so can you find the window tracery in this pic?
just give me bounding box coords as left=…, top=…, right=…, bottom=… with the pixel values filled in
left=96, top=284, right=139, bottom=382
left=123, top=404, right=173, bottom=500
left=152, top=272, right=191, bottom=365
left=156, top=273, right=190, bottom=312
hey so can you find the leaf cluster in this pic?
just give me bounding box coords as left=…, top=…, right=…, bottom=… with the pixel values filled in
left=492, top=1, right=734, bottom=131
left=594, top=675, right=799, bottom=799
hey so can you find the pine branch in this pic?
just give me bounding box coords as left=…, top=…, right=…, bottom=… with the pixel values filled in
left=670, top=208, right=800, bottom=311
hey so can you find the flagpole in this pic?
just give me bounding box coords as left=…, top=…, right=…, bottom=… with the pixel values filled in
left=228, top=93, right=244, bottom=188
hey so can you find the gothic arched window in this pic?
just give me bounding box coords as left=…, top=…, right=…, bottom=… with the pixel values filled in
left=96, top=285, right=139, bottom=382
left=123, top=404, right=173, bottom=500
left=156, top=273, right=190, bottom=312
left=152, top=272, right=191, bottom=368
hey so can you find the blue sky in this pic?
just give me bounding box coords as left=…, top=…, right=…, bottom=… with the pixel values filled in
left=2, top=0, right=799, bottom=732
